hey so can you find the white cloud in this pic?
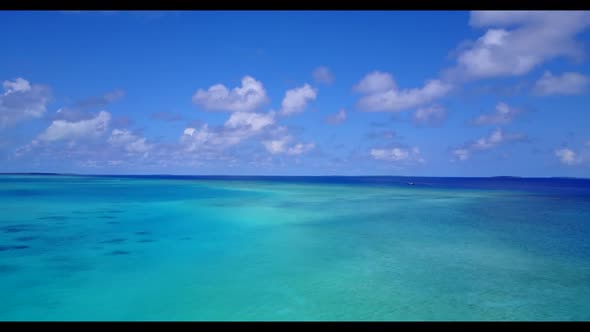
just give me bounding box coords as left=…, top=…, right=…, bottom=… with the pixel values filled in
left=181, top=123, right=242, bottom=152
left=312, top=66, right=334, bottom=85
left=533, top=71, right=590, bottom=96
left=221, top=111, right=275, bottom=147
left=181, top=124, right=217, bottom=151
left=452, top=148, right=470, bottom=161
left=192, top=76, right=268, bottom=112
left=413, top=105, right=447, bottom=126
left=3, top=78, right=31, bottom=93
left=224, top=111, right=275, bottom=131
left=38, top=111, right=111, bottom=142
left=453, top=128, right=526, bottom=160
left=1, top=77, right=51, bottom=127
left=473, top=102, right=522, bottom=125
left=287, top=142, right=315, bottom=155
left=326, top=109, right=347, bottom=124
left=353, top=71, right=396, bottom=93
left=555, top=148, right=581, bottom=165
left=183, top=128, right=196, bottom=136
left=181, top=111, right=275, bottom=152
left=262, top=134, right=315, bottom=156
left=451, top=11, right=590, bottom=79
left=355, top=71, right=452, bottom=112
left=370, top=147, right=424, bottom=163
left=262, top=137, right=290, bottom=154
left=472, top=128, right=507, bottom=149
left=279, top=84, right=317, bottom=116
left=108, top=129, right=152, bottom=153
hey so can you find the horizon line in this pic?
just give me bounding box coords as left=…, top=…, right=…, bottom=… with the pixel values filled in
left=0, top=172, right=588, bottom=180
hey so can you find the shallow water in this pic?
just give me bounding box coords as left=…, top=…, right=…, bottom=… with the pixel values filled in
left=1, top=175, right=589, bottom=320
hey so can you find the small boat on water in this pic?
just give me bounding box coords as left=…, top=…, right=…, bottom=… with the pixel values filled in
left=407, top=181, right=415, bottom=186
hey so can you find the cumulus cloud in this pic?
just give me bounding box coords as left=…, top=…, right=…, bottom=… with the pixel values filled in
left=224, top=111, right=275, bottom=131
left=180, top=111, right=275, bottom=152
left=279, top=84, right=317, bottom=116
left=312, top=66, right=335, bottom=85
left=3, top=78, right=31, bottom=93
left=449, top=11, right=590, bottom=80
left=108, top=129, right=152, bottom=154
left=472, top=102, right=522, bottom=125
left=354, top=71, right=452, bottom=112
left=370, top=147, right=424, bottom=163
left=555, top=148, right=582, bottom=165
left=38, top=111, right=111, bottom=142
left=192, top=76, right=269, bottom=112
left=353, top=71, right=396, bottom=93
left=413, top=105, right=447, bottom=126
left=15, top=110, right=118, bottom=162
left=286, top=142, right=315, bottom=155
left=262, top=136, right=290, bottom=154
left=181, top=124, right=240, bottom=152
left=326, top=109, right=347, bottom=124
left=452, top=148, right=470, bottom=161
left=533, top=71, right=590, bottom=96
left=0, top=77, right=51, bottom=127
left=181, top=110, right=315, bottom=158
left=262, top=134, right=315, bottom=155
left=452, top=128, right=526, bottom=160
left=180, top=125, right=218, bottom=151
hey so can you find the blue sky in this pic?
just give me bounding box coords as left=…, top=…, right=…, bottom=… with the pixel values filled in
left=1, top=10, right=590, bottom=177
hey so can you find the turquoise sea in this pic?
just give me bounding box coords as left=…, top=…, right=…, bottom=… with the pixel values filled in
left=1, top=174, right=589, bottom=321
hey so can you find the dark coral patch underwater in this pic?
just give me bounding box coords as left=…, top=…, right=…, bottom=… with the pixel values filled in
left=100, top=238, right=126, bottom=244
left=2, top=224, right=35, bottom=233
left=107, top=250, right=131, bottom=256
left=0, top=245, right=30, bottom=251
left=38, top=216, right=69, bottom=221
